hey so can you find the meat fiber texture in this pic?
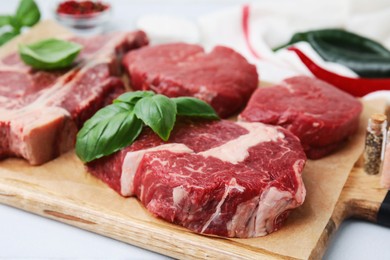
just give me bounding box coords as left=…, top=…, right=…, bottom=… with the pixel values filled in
left=0, top=31, right=148, bottom=165
left=239, top=76, right=363, bottom=159
left=122, top=43, right=259, bottom=118
left=87, top=119, right=306, bottom=238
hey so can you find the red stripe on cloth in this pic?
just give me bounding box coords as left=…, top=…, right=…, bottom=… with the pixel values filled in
left=242, top=4, right=261, bottom=59
left=288, top=46, right=390, bottom=97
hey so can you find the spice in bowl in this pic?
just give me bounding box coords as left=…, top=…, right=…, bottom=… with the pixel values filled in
left=54, top=0, right=111, bottom=32
left=57, top=0, right=109, bottom=16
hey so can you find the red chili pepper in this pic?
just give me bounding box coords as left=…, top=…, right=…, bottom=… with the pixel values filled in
left=288, top=46, right=390, bottom=97
left=57, top=1, right=109, bottom=16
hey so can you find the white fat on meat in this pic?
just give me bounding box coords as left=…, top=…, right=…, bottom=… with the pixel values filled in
left=280, top=80, right=295, bottom=94
left=227, top=159, right=306, bottom=237
left=292, top=159, right=306, bottom=204
left=201, top=178, right=244, bottom=233
left=198, top=122, right=284, bottom=164
left=120, top=143, right=194, bottom=196
left=193, top=85, right=217, bottom=103
left=227, top=187, right=293, bottom=237
left=120, top=122, right=285, bottom=196
left=0, top=33, right=129, bottom=165
left=0, top=34, right=125, bottom=122
left=172, top=185, right=188, bottom=206
left=8, top=107, right=74, bottom=165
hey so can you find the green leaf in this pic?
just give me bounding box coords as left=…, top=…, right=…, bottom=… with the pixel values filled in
left=134, top=94, right=177, bottom=141
left=15, top=0, right=40, bottom=27
left=114, top=91, right=155, bottom=105
left=19, top=38, right=82, bottom=70
left=172, top=97, right=219, bottom=119
left=76, top=103, right=143, bottom=163
left=0, top=15, right=11, bottom=27
left=75, top=92, right=220, bottom=163
left=0, top=31, right=19, bottom=46
left=272, top=32, right=308, bottom=51
left=9, top=16, right=22, bottom=32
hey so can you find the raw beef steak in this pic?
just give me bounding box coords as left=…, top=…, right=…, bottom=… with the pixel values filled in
left=0, top=31, right=148, bottom=165
left=239, top=76, right=363, bottom=159
left=122, top=43, right=258, bottom=118
left=87, top=119, right=306, bottom=238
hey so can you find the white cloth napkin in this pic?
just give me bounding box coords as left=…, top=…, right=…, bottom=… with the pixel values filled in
left=198, top=0, right=390, bottom=83
left=136, top=0, right=390, bottom=97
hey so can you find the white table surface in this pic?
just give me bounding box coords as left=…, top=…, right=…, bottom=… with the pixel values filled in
left=1, top=0, right=390, bottom=259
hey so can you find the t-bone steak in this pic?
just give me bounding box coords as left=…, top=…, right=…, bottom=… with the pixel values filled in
left=87, top=119, right=306, bottom=238
left=239, top=76, right=363, bottom=159
left=0, top=31, right=148, bottom=165
left=122, top=43, right=259, bottom=118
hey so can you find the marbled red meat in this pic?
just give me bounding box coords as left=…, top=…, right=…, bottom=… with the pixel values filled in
left=239, top=76, right=363, bottom=159
left=122, top=43, right=258, bottom=118
left=0, top=31, right=148, bottom=165
left=87, top=119, right=306, bottom=238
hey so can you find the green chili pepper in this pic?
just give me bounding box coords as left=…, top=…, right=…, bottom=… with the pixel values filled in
left=274, top=29, right=390, bottom=78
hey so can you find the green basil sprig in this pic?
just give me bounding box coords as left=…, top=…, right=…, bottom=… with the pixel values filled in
left=0, top=31, right=19, bottom=46
left=0, top=0, right=40, bottom=46
left=15, top=0, right=41, bottom=27
left=173, top=97, right=219, bottom=118
left=76, top=103, right=143, bottom=163
left=76, top=91, right=219, bottom=163
left=134, top=94, right=177, bottom=141
left=19, top=38, right=82, bottom=70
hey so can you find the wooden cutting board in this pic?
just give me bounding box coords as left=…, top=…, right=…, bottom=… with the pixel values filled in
left=0, top=20, right=389, bottom=260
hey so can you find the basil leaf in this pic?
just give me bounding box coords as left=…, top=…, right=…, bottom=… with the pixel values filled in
left=173, top=97, right=219, bottom=119
left=19, top=38, right=82, bottom=70
left=114, top=91, right=155, bottom=105
left=9, top=16, right=22, bottom=32
left=15, top=0, right=40, bottom=27
left=0, top=15, right=11, bottom=27
left=76, top=103, right=143, bottom=163
left=0, top=31, right=19, bottom=46
left=134, top=94, right=176, bottom=141
left=76, top=92, right=219, bottom=162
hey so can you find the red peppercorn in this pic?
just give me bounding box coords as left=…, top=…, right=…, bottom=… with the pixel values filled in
left=57, top=1, right=109, bottom=16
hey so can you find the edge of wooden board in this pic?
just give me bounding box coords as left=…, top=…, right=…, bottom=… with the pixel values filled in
left=309, top=163, right=389, bottom=259
left=0, top=178, right=294, bottom=260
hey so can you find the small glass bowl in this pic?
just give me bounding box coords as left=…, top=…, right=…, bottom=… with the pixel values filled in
left=54, top=1, right=112, bottom=34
